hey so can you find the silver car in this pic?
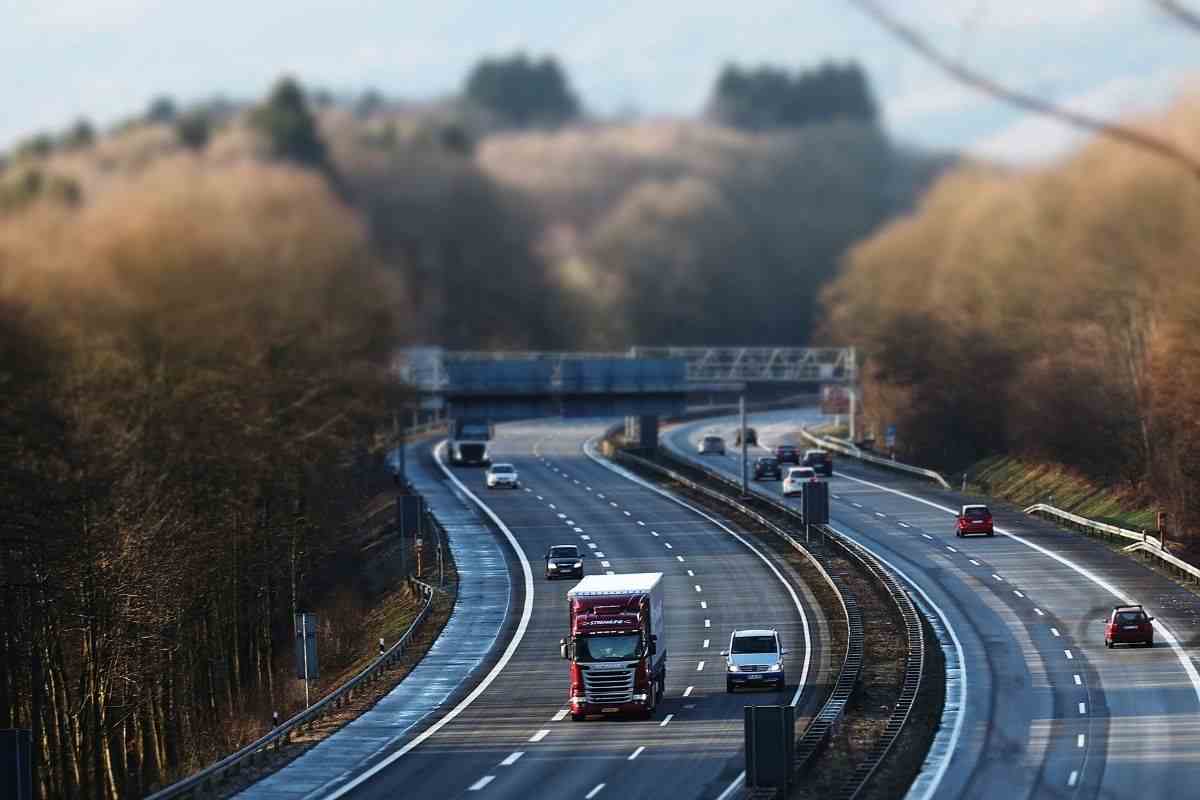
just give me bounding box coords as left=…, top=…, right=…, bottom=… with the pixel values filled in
left=485, top=462, right=520, bottom=489
left=698, top=435, right=726, bottom=455
left=723, top=628, right=787, bottom=691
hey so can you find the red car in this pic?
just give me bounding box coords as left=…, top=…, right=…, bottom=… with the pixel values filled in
left=775, top=444, right=800, bottom=464
left=956, top=504, right=994, bottom=537
left=1104, top=605, right=1155, bottom=648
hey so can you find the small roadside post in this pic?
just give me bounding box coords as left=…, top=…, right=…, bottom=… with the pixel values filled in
left=740, top=395, right=749, bottom=498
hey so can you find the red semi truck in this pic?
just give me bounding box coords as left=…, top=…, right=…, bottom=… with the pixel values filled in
left=560, top=573, right=666, bottom=720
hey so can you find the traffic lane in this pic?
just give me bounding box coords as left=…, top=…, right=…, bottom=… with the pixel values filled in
left=662, top=420, right=1071, bottom=800
left=503, top=443, right=807, bottom=799
left=821, top=465, right=1200, bottom=798
left=345, top=467, right=620, bottom=799
left=397, top=421, right=808, bottom=800
left=674, top=414, right=1200, bottom=799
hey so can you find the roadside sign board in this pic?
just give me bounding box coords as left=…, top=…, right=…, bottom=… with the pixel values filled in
left=820, top=385, right=850, bottom=415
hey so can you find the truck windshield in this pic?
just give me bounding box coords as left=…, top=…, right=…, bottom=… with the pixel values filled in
left=576, top=634, right=641, bottom=662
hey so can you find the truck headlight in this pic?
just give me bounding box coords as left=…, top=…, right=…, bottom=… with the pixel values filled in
left=769, top=662, right=783, bottom=672
left=574, top=561, right=582, bottom=568
left=548, top=564, right=557, bottom=570
left=727, top=664, right=739, bottom=673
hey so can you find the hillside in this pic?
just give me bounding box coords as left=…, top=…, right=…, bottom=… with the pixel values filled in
left=821, top=94, right=1200, bottom=539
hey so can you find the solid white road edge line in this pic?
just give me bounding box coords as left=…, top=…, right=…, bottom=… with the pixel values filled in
left=824, top=523, right=966, bottom=800
left=321, top=440, right=535, bottom=800
left=831, top=467, right=1200, bottom=708
left=585, top=435, right=811, bottom=800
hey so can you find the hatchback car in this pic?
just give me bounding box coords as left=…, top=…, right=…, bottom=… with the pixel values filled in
left=485, top=462, right=520, bottom=489
left=753, top=456, right=782, bottom=481
left=698, top=435, right=726, bottom=455
left=775, top=444, right=800, bottom=464
left=735, top=427, right=758, bottom=446
left=723, top=629, right=787, bottom=692
left=545, top=545, right=583, bottom=579
left=802, top=449, right=833, bottom=476
left=956, top=504, right=994, bottom=537
left=1104, top=604, right=1155, bottom=648
left=782, top=467, right=818, bottom=497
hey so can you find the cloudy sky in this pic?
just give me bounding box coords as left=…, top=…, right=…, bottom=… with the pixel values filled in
left=6, top=1, right=1200, bottom=163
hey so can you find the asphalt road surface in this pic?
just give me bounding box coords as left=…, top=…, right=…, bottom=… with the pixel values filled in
left=666, top=409, right=1200, bottom=800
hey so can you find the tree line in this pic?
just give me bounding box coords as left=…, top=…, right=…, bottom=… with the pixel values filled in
left=0, top=154, right=407, bottom=797
left=821, top=96, right=1200, bottom=539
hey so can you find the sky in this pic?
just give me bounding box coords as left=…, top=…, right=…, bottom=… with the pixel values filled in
left=6, top=1, right=1200, bottom=164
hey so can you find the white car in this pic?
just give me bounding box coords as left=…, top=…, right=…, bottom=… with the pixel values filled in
left=485, top=463, right=520, bottom=489
left=698, top=435, right=726, bottom=455
left=782, top=466, right=818, bottom=497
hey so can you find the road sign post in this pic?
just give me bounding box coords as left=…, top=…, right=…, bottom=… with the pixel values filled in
left=294, top=612, right=319, bottom=708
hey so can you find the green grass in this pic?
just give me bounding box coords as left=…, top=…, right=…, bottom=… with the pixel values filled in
left=966, top=455, right=1158, bottom=531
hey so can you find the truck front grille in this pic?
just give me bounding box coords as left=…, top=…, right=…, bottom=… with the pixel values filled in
left=582, top=667, right=634, bottom=703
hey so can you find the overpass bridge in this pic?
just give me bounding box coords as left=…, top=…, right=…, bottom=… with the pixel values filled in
left=392, top=345, right=856, bottom=448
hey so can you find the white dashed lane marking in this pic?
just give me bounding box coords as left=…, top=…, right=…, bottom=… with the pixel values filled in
left=469, top=776, right=495, bottom=791
left=683, top=686, right=694, bottom=697
left=551, top=710, right=568, bottom=722
left=628, top=746, right=645, bottom=761
left=501, top=751, right=524, bottom=765
left=529, top=729, right=550, bottom=742
left=586, top=784, right=605, bottom=799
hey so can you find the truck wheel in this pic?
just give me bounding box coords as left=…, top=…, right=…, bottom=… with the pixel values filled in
left=647, top=678, right=657, bottom=714
left=571, top=712, right=585, bottom=722
left=726, top=681, right=734, bottom=693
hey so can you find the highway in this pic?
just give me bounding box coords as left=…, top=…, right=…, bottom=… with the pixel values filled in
left=323, top=419, right=834, bottom=799
left=664, top=409, right=1200, bottom=800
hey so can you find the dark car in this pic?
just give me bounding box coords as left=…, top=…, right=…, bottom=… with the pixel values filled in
left=956, top=504, right=994, bottom=537
left=545, top=545, right=583, bottom=580
left=775, top=444, right=800, bottom=464
left=1104, top=604, right=1155, bottom=648
left=801, top=449, right=833, bottom=476
left=753, top=456, right=782, bottom=481
left=735, top=427, right=758, bottom=446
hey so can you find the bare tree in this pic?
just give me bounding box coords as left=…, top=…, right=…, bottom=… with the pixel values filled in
left=1153, top=0, right=1200, bottom=32
left=847, top=0, right=1200, bottom=177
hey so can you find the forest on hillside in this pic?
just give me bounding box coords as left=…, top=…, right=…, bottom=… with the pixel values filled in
left=821, top=97, right=1200, bottom=538
left=0, top=58, right=946, bottom=797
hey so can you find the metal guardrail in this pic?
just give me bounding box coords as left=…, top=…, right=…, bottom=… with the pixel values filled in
left=1023, top=503, right=1200, bottom=584
left=798, top=426, right=952, bottom=490
left=147, top=545, right=443, bottom=798
left=613, top=442, right=925, bottom=799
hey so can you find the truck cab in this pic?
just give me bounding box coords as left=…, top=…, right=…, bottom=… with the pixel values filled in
left=561, top=573, right=666, bottom=720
